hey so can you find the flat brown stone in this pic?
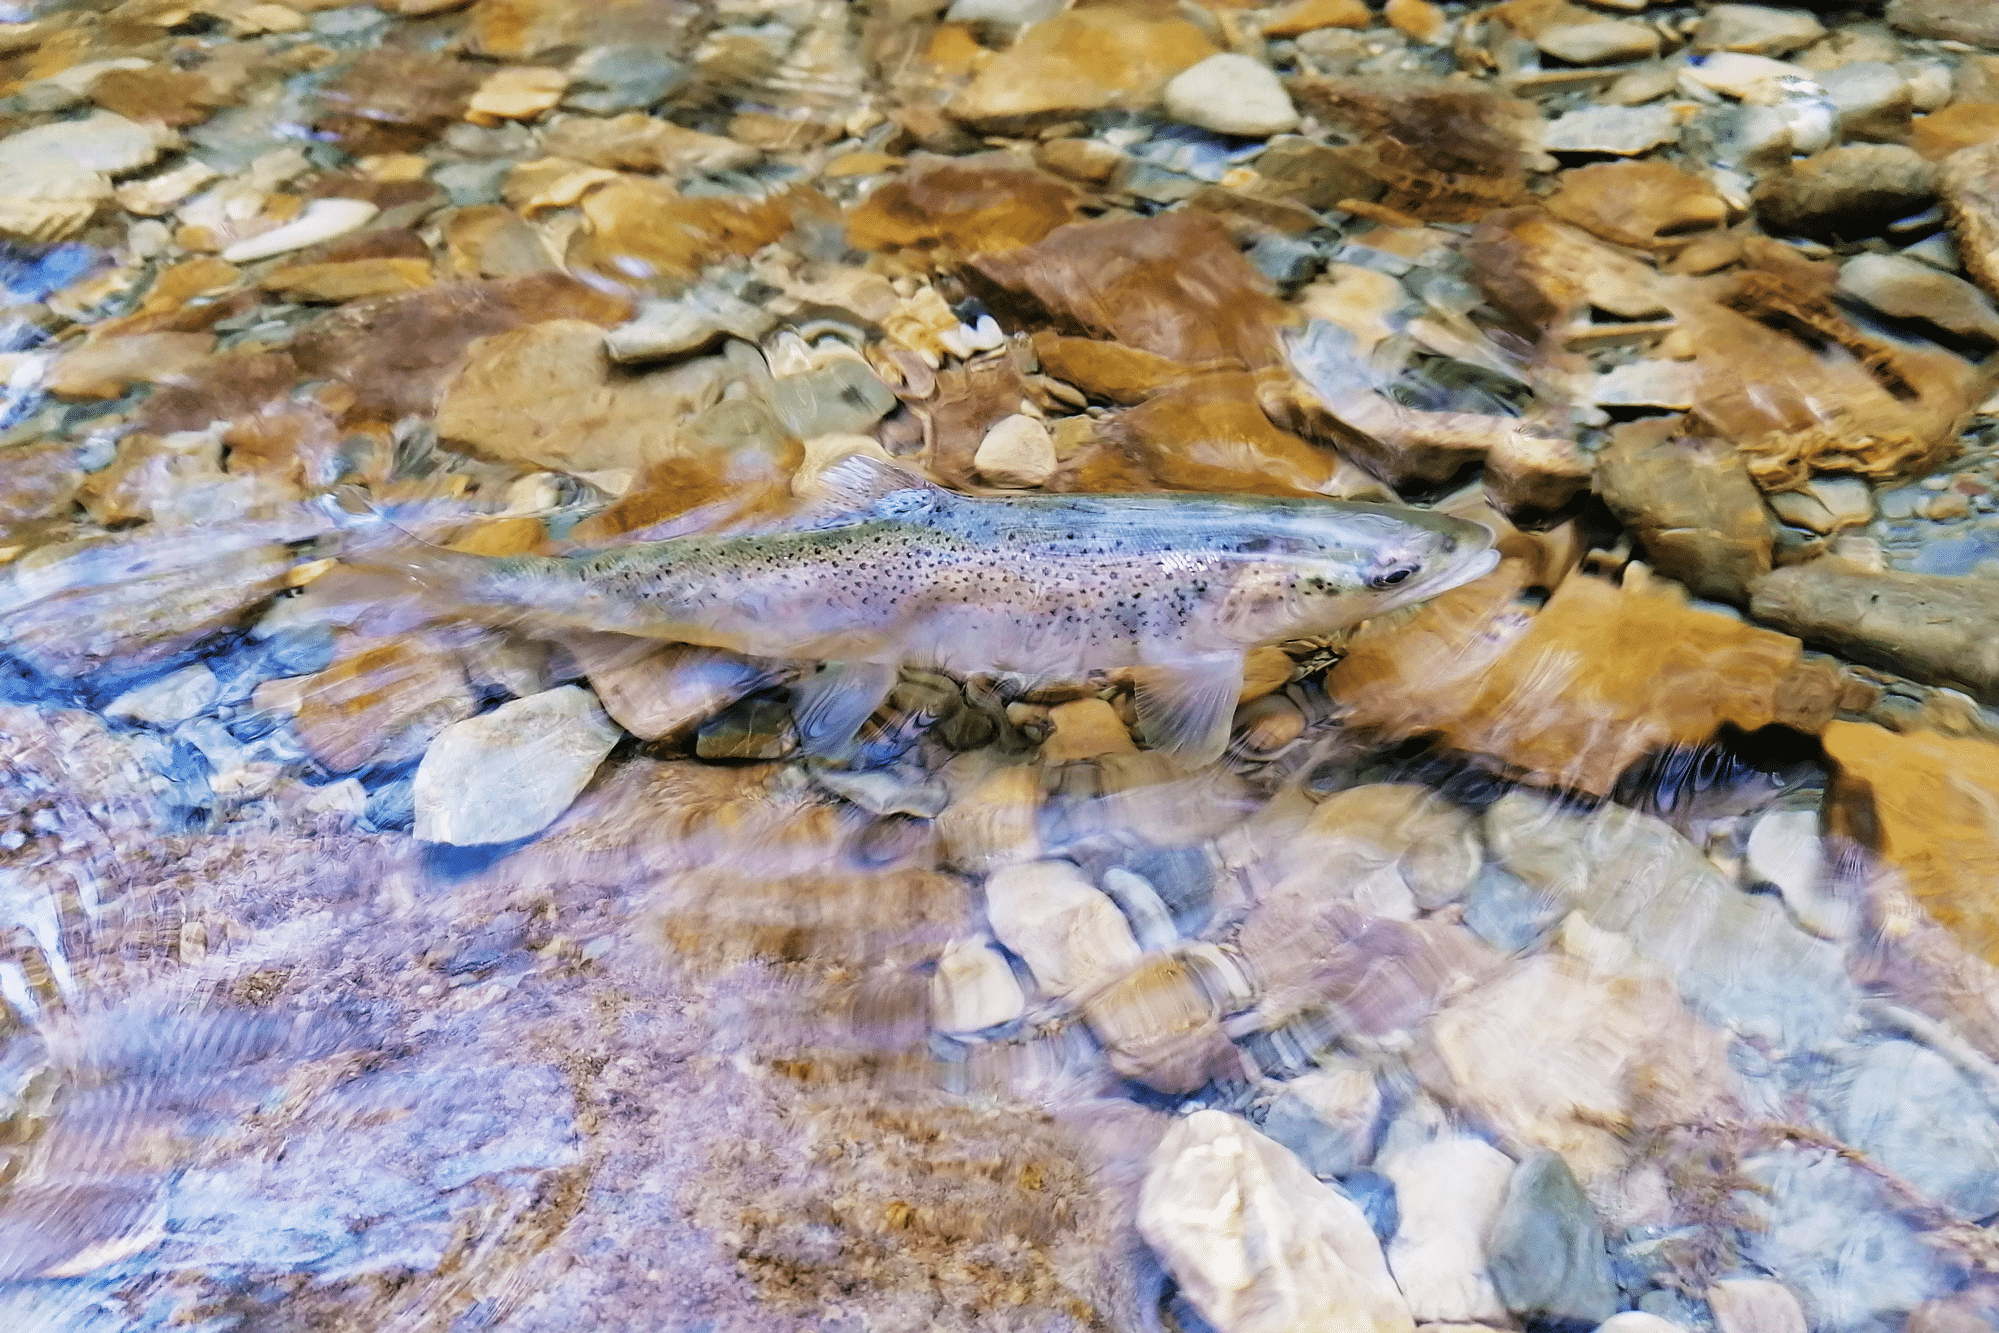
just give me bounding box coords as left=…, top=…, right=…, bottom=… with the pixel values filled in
left=1943, top=142, right=1999, bottom=302
left=1910, top=103, right=1999, bottom=160
left=946, top=7, right=1218, bottom=133
left=570, top=179, right=832, bottom=293
left=44, top=330, right=213, bottom=399
left=1030, top=332, right=1228, bottom=405
left=1332, top=565, right=1814, bottom=795
left=1099, top=370, right=1376, bottom=497
left=289, top=273, right=633, bottom=427
left=313, top=48, right=482, bottom=155
left=965, top=210, right=1296, bottom=369
left=845, top=156, right=1082, bottom=264
left=261, top=257, right=436, bottom=303
left=1544, top=160, right=1729, bottom=250
left=1595, top=416, right=1773, bottom=604
left=541, top=115, right=760, bottom=175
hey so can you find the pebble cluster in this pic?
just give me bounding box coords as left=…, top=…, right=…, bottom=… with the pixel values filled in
left=7, top=0, right=1999, bottom=1330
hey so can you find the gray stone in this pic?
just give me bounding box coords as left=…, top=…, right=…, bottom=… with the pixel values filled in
left=1817, top=62, right=1912, bottom=142
left=1838, top=251, right=1999, bottom=349
left=770, top=358, right=897, bottom=438
left=563, top=45, right=690, bottom=114
left=1745, top=807, right=1854, bottom=939
left=1541, top=104, right=1681, bottom=156
left=1754, top=144, right=1938, bottom=242
left=413, top=686, right=621, bottom=846
left=1485, top=793, right=1856, bottom=1050
left=1462, top=862, right=1565, bottom=952
left=1487, top=1151, right=1619, bottom=1326
left=1695, top=5, right=1827, bottom=56
left=1839, top=1039, right=1999, bottom=1219
left=1742, top=1145, right=1946, bottom=1333
left=1099, top=866, right=1179, bottom=951
left=106, top=664, right=219, bottom=728
left=1261, top=1059, right=1382, bottom=1180
left=810, top=766, right=949, bottom=818
left=431, top=160, right=512, bottom=208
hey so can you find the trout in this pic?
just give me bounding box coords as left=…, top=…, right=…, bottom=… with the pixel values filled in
left=345, top=456, right=1498, bottom=762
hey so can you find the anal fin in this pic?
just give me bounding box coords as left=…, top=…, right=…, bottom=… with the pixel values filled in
left=790, top=660, right=899, bottom=758
left=1131, top=652, right=1245, bottom=767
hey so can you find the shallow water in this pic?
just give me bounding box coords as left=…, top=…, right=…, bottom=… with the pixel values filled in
left=8, top=1, right=1999, bottom=1331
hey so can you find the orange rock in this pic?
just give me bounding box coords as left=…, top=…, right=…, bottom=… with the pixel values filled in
left=445, top=515, right=546, bottom=556
left=465, top=65, right=567, bottom=125
left=845, top=156, right=1082, bottom=263
left=464, top=0, right=685, bottom=58
left=1823, top=722, right=1999, bottom=962
left=923, top=22, right=991, bottom=77
left=542, top=114, right=759, bottom=174
left=727, top=111, right=843, bottom=152
left=966, top=210, right=1296, bottom=369
left=222, top=404, right=344, bottom=489
left=1102, top=370, right=1381, bottom=497
left=1544, top=160, right=1730, bottom=250
left=571, top=178, right=830, bottom=292
left=1385, top=0, right=1449, bottom=41
left=260, top=257, right=435, bottom=303
left=1259, top=0, right=1373, bottom=36
left=1332, top=567, right=1811, bottom=795
left=1034, top=137, right=1127, bottom=185
left=293, top=638, right=479, bottom=773
left=1030, top=331, right=1228, bottom=404
left=947, top=7, right=1218, bottom=132
left=1910, top=103, right=1999, bottom=159
left=44, top=330, right=213, bottom=399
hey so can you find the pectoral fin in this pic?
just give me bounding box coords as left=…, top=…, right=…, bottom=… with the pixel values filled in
left=790, top=660, right=899, bottom=758
left=1131, top=652, right=1245, bottom=766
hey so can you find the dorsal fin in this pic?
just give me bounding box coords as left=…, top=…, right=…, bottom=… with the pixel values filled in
left=794, top=454, right=950, bottom=529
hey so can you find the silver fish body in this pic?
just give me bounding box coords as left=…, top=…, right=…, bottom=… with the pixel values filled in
left=362, top=457, right=1497, bottom=761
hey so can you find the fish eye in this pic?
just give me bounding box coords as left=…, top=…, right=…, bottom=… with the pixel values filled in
left=1369, top=563, right=1419, bottom=590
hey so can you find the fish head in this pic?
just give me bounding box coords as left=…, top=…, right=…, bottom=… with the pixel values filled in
left=1224, top=502, right=1498, bottom=640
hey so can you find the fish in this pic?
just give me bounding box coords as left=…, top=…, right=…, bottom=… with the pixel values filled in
left=340, top=456, right=1498, bottom=763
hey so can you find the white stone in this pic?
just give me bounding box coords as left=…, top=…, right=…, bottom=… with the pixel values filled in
left=1540, top=104, right=1681, bottom=155
left=1290, top=783, right=1481, bottom=911
left=982, top=859, right=1142, bottom=996
left=1694, top=5, right=1827, bottom=56
left=1682, top=52, right=1815, bottom=102
left=974, top=413, right=1057, bottom=489
left=1818, top=61, right=1911, bottom=139
left=414, top=685, right=621, bottom=845
left=105, top=664, right=218, bottom=727
left=0, top=111, right=179, bottom=177
left=1744, top=808, right=1853, bottom=939
left=945, top=0, right=1064, bottom=23
left=1767, top=476, right=1873, bottom=534
left=1597, top=1316, right=1692, bottom=1333
left=604, top=287, right=775, bottom=362
left=1905, top=61, right=1954, bottom=113
left=1380, top=1136, right=1516, bottom=1324
left=1744, top=809, right=1824, bottom=901
left=1139, top=1109, right=1415, bottom=1333
left=1267, top=1060, right=1383, bottom=1178
left=220, top=197, right=380, bottom=263
left=931, top=936, right=1026, bottom=1033
left=1163, top=53, right=1300, bottom=139
left=115, top=160, right=221, bottom=217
